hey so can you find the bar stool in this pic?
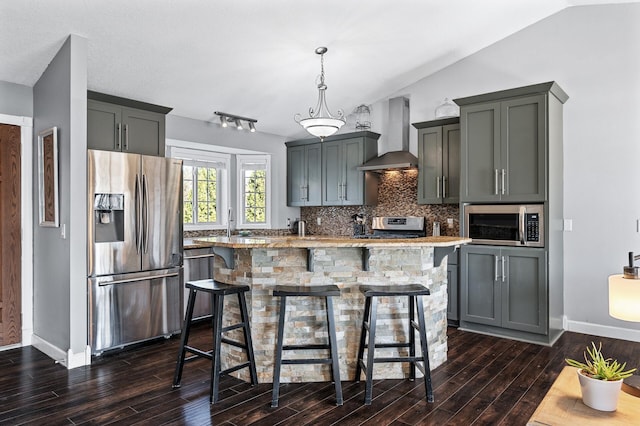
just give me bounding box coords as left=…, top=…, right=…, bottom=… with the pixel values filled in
left=355, top=284, right=433, bottom=405
left=271, top=285, right=343, bottom=408
left=172, top=279, right=258, bottom=404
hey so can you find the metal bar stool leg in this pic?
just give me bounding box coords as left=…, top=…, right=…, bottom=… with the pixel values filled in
left=271, top=295, right=287, bottom=408
left=364, top=296, right=378, bottom=405
left=173, top=287, right=197, bottom=388
left=238, top=292, right=258, bottom=385
left=325, top=295, right=343, bottom=406
left=416, top=296, right=434, bottom=403
left=355, top=295, right=372, bottom=382
left=211, top=293, right=225, bottom=403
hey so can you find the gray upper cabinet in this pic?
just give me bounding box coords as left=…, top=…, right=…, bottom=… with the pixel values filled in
left=456, top=83, right=568, bottom=203
left=460, top=245, right=547, bottom=335
left=87, top=92, right=171, bottom=157
left=322, top=133, right=379, bottom=206
left=286, top=142, right=322, bottom=206
left=413, top=118, right=460, bottom=204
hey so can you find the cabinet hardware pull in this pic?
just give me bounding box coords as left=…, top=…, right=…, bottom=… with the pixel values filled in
left=116, top=123, right=122, bottom=150
left=436, top=176, right=441, bottom=199
left=124, top=124, right=129, bottom=151
left=338, top=183, right=342, bottom=200
left=442, top=175, right=447, bottom=199
left=494, top=169, right=499, bottom=195
left=501, top=169, right=506, bottom=195
left=501, top=256, right=506, bottom=282
left=494, top=255, right=499, bottom=281
left=342, top=182, right=347, bottom=200
left=184, top=253, right=216, bottom=260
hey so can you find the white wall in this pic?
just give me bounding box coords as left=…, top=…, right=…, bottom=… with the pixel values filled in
left=32, top=34, right=89, bottom=366
left=371, top=3, right=640, bottom=341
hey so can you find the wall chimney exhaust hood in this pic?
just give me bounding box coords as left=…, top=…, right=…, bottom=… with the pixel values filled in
left=358, top=96, right=418, bottom=172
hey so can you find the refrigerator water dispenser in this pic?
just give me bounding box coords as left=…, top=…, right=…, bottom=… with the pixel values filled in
left=94, top=193, right=125, bottom=242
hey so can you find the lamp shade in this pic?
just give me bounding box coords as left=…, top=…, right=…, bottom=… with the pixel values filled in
left=609, top=274, right=640, bottom=321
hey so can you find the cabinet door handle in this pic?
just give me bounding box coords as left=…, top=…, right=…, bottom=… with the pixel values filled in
left=494, top=255, right=499, bottom=281
left=300, top=185, right=306, bottom=201
left=501, top=256, right=506, bottom=282
left=442, top=175, right=447, bottom=199
left=342, top=182, right=346, bottom=200
left=338, top=183, right=342, bottom=200
left=116, top=123, right=122, bottom=151
left=436, top=176, right=441, bottom=198
left=501, top=169, right=506, bottom=195
left=124, top=124, right=129, bottom=151
left=494, top=169, right=499, bottom=195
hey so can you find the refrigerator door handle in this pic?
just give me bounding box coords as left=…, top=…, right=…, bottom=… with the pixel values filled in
left=135, top=173, right=142, bottom=254
left=142, top=174, right=149, bottom=253
left=97, top=271, right=180, bottom=286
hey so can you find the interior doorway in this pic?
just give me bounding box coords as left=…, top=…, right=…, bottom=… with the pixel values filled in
left=0, top=123, right=22, bottom=346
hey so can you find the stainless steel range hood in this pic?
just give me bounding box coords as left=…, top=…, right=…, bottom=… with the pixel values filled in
left=358, top=96, right=418, bottom=172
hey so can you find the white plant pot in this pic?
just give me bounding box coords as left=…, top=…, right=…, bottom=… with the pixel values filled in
left=577, top=369, right=623, bottom=411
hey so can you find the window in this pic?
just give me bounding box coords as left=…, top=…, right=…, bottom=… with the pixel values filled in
left=237, top=155, right=271, bottom=228
left=170, top=147, right=230, bottom=229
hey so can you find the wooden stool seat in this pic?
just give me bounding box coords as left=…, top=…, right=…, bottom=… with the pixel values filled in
left=172, top=279, right=257, bottom=404
left=355, top=283, right=434, bottom=405
left=271, top=284, right=343, bottom=408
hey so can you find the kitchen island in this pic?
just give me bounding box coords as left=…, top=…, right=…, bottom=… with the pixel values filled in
left=188, top=235, right=470, bottom=384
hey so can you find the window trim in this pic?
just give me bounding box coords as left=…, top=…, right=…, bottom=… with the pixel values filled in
left=236, top=154, right=271, bottom=229
left=169, top=146, right=230, bottom=231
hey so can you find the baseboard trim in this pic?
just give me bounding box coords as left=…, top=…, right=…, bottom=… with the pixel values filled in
left=31, top=334, right=66, bottom=365
left=31, top=335, right=92, bottom=369
left=565, top=320, right=640, bottom=343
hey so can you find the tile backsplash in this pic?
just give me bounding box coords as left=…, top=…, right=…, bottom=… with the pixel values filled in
left=301, top=170, right=460, bottom=237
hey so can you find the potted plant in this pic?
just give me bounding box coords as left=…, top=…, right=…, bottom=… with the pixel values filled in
left=565, top=342, right=636, bottom=411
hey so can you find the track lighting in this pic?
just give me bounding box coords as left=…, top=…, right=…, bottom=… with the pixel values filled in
left=214, top=111, right=257, bottom=133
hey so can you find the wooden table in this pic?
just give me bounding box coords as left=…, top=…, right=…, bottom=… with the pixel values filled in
left=528, top=366, right=640, bottom=425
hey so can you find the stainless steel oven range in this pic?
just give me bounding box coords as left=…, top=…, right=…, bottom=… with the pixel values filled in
left=354, top=216, right=427, bottom=239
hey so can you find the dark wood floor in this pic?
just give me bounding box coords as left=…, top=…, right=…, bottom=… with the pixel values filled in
left=1, top=325, right=638, bottom=425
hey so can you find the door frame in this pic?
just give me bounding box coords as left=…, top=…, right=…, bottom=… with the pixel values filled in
left=0, top=113, right=33, bottom=349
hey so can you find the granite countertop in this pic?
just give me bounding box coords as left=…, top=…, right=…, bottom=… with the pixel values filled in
left=185, top=235, right=471, bottom=249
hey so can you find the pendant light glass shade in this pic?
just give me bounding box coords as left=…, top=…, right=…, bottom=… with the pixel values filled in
left=295, top=47, right=345, bottom=140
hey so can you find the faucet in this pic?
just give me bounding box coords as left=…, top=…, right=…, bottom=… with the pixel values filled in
left=227, top=208, right=233, bottom=238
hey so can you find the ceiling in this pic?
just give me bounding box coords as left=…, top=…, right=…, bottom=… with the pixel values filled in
left=0, top=0, right=628, bottom=139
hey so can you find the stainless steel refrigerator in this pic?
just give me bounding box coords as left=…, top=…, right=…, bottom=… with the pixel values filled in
left=87, top=149, right=183, bottom=355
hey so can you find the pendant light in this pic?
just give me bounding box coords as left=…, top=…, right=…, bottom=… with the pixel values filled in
left=295, top=47, right=345, bottom=140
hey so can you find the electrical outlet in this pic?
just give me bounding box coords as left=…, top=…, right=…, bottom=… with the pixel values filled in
left=317, top=217, right=322, bottom=226
left=447, top=218, right=454, bottom=228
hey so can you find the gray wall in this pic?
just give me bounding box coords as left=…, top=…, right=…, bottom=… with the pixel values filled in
left=0, top=81, right=32, bottom=117
left=166, top=115, right=298, bottom=229
left=32, top=35, right=88, bottom=355
left=370, top=4, right=640, bottom=340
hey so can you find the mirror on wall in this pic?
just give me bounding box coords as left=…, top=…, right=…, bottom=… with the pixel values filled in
left=38, top=126, right=59, bottom=227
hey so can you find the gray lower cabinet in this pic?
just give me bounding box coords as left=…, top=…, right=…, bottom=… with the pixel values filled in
left=88, top=94, right=170, bottom=156
left=460, top=245, right=547, bottom=335
left=456, top=82, right=568, bottom=203
left=446, top=252, right=459, bottom=325
left=286, top=142, right=322, bottom=206
left=413, top=118, right=460, bottom=204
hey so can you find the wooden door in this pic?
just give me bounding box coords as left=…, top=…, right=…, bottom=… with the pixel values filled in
left=0, top=123, right=21, bottom=346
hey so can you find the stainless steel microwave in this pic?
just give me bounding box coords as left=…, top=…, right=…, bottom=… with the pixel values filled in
left=463, top=204, right=544, bottom=247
